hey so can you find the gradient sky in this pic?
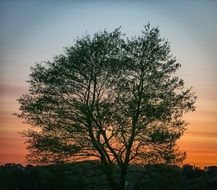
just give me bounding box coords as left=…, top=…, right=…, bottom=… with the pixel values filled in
left=0, top=0, right=217, bottom=168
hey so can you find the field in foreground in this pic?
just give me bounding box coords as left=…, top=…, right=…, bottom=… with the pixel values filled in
left=0, top=161, right=217, bottom=190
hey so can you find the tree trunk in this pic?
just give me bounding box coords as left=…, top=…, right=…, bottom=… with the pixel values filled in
left=103, top=166, right=127, bottom=190
left=118, top=166, right=127, bottom=190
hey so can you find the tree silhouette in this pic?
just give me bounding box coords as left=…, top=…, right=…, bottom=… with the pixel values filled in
left=16, top=24, right=196, bottom=189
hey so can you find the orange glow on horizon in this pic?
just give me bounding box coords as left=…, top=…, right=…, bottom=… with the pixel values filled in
left=0, top=84, right=216, bottom=168
left=1, top=108, right=217, bottom=168
left=0, top=70, right=216, bottom=169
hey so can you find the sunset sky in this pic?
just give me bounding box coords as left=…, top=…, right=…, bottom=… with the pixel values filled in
left=0, top=0, right=217, bottom=168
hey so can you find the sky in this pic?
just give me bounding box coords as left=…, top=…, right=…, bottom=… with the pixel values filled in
left=0, top=0, right=217, bottom=168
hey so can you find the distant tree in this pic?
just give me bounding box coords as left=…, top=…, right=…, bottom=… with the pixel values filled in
left=16, top=24, right=196, bottom=190
left=206, top=166, right=217, bottom=176
left=182, top=164, right=204, bottom=180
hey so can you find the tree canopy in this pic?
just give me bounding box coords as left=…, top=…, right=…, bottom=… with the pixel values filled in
left=17, top=24, right=196, bottom=189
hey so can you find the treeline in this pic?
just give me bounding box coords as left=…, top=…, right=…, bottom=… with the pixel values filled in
left=0, top=161, right=217, bottom=190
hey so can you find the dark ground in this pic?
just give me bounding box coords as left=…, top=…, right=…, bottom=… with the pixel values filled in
left=0, top=161, right=217, bottom=190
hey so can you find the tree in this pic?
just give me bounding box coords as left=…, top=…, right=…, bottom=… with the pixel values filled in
left=16, top=24, right=196, bottom=190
